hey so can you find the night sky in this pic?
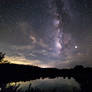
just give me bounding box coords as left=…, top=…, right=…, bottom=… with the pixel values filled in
left=0, top=0, right=92, bottom=68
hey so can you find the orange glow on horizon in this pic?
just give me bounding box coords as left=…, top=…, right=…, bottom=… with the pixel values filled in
left=2, top=56, right=52, bottom=68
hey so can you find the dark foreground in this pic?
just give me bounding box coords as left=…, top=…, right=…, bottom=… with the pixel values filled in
left=0, top=63, right=92, bottom=92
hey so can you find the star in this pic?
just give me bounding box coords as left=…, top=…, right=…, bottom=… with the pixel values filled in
left=75, top=46, right=78, bottom=49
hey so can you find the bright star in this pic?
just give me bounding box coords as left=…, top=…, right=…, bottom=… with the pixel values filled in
left=75, top=45, right=78, bottom=48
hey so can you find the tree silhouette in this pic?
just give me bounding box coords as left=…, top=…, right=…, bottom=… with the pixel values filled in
left=74, top=65, right=84, bottom=70
left=0, top=52, right=5, bottom=62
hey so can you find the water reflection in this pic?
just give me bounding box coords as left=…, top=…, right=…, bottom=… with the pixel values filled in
left=2, top=77, right=81, bottom=92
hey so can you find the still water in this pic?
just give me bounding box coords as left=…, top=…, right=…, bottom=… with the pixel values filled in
left=1, top=77, right=81, bottom=92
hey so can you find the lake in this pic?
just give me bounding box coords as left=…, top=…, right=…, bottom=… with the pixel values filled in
left=1, top=77, right=81, bottom=92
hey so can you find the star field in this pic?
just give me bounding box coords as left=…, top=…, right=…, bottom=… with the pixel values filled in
left=0, top=0, right=92, bottom=68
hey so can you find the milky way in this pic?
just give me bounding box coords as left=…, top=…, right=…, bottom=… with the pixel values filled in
left=0, top=0, right=92, bottom=68
left=50, top=2, right=63, bottom=55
